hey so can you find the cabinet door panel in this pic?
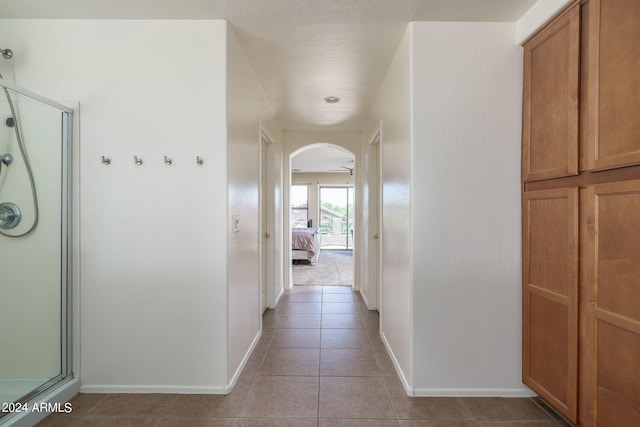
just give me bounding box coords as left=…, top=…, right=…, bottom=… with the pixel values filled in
left=522, top=3, right=580, bottom=182
left=522, top=187, right=578, bottom=422
left=587, top=0, right=640, bottom=171
left=585, top=180, right=640, bottom=426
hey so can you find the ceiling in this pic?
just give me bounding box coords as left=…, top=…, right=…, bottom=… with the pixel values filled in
left=0, top=0, right=537, bottom=171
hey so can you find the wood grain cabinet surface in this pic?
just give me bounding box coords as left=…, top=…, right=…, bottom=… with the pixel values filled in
left=586, top=0, right=640, bottom=171
left=521, top=1, right=640, bottom=425
left=522, top=3, right=580, bottom=182
left=522, top=188, right=579, bottom=422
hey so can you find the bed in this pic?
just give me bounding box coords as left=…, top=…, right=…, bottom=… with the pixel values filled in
left=292, top=227, right=320, bottom=265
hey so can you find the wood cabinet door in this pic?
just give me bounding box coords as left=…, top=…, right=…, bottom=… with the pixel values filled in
left=522, top=187, right=579, bottom=422
left=522, top=3, right=580, bottom=182
left=586, top=0, right=640, bottom=171
left=583, top=180, right=640, bottom=426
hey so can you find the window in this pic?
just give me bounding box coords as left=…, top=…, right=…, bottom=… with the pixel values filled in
left=290, top=184, right=309, bottom=228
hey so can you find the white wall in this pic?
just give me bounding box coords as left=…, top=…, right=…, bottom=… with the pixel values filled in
left=0, top=19, right=231, bottom=392
left=226, top=26, right=281, bottom=383
left=366, top=20, right=530, bottom=397
left=410, top=22, right=529, bottom=396
left=367, top=28, right=414, bottom=391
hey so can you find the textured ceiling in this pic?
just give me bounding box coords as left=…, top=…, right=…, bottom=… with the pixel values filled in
left=0, top=0, right=536, bottom=133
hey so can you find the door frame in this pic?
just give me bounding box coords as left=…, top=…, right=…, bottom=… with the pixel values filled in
left=366, top=125, right=382, bottom=310
left=259, top=126, right=275, bottom=313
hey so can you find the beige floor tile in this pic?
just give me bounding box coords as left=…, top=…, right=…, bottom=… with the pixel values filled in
left=260, top=347, right=320, bottom=376
left=374, top=348, right=398, bottom=377
left=478, top=422, right=565, bottom=426
left=287, top=292, right=323, bottom=303
left=262, top=311, right=282, bottom=329
left=320, top=348, right=380, bottom=377
left=319, top=419, right=400, bottom=427
left=270, top=328, right=321, bottom=348
left=65, top=393, right=109, bottom=416
left=242, top=345, right=268, bottom=375
left=85, top=393, right=178, bottom=417
left=461, top=398, right=555, bottom=422
left=321, top=314, right=363, bottom=329
left=321, top=328, right=371, bottom=348
left=322, top=302, right=359, bottom=314
left=323, top=286, right=354, bottom=294
left=319, top=376, right=395, bottom=419
left=241, top=376, right=319, bottom=418
left=384, top=377, right=474, bottom=421
left=236, top=418, right=317, bottom=427
left=322, top=293, right=355, bottom=303
left=154, top=418, right=239, bottom=426
left=278, top=302, right=322, bottom=314
left=278, top=313, right=322, bottom=329
left=398, top=421, right=481, bottom=427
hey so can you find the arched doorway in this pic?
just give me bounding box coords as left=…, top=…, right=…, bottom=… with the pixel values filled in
left=287, top=143, right=357, bottom=290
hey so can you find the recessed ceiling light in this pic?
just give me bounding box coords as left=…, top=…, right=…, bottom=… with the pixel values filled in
left=323, top=96, right=341, bottom=104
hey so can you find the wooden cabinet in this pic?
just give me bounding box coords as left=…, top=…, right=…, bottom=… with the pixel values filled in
left=522, top=1, right=640, bottom=425
left=582, top=180, right=640, bottom=426
left=522, top=2, right=580, bottom=182
left=586, top=0, right=640, bottom=171
left=522, top=188, right=579, bottom=422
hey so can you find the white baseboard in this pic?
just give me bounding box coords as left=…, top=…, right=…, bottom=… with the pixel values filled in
left=79, top=384, right=230, bottom=394
left=379, top=329, right=413, bottom=396
left=413, top=387, right=536, bottom=398
left=227, top=329, right=262, bottom=391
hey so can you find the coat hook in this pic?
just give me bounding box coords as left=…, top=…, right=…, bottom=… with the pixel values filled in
left=101, top=156, right=111, bottom=165
left=196, top=156, right=204, bottom=166
left=134, top=156, right=143, bottom=165
left=164, top=156, right=173, bottom=165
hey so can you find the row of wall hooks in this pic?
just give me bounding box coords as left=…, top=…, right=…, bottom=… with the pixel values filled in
left=101, top=155, right=205, bottom=166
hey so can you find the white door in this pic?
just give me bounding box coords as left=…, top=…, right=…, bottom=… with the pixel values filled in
left=260, top=133, right=270, bottom=312
left=369, top=130, right=382, bottom=310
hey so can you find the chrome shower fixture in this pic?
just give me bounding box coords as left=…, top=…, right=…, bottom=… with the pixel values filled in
left=1, top=153, right=13, bottom=166
left=0, top=202, right=21, bottom=230
left=1, top=48, right=13, bottom=60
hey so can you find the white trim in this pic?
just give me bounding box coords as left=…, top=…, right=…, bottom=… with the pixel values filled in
left=379, top=329, right=413, bottom=397
left=79, top=384, right=231, bottom=395
left=228, top=329, right=262, bottom=392
left=413, top=387, right=537, bottom=398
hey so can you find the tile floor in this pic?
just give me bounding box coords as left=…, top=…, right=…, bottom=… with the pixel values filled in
left=37, top=286, right=569, bottom=426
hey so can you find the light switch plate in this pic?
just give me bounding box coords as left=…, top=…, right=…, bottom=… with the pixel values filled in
left=232, top=215, right=240, bottom=233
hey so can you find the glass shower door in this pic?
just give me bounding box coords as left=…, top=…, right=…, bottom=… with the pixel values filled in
left=0, top=79, right=72, bottom=414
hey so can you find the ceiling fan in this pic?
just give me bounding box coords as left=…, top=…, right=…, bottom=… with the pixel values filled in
left=328, top=165, right=353, bottom=176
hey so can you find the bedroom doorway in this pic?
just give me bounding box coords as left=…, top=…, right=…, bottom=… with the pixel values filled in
left=289, top=144, right=356, bottom=288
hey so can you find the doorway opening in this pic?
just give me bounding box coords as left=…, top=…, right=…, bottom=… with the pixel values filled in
left=289, top=144, right=355, bottom=288
left=319, top=186, right=354, bottom=250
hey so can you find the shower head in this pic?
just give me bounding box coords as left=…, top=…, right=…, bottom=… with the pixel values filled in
left=1, top=48, right=13, bottom=60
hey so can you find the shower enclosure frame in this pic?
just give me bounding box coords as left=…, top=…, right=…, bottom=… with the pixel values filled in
left=0, top=78, right=75, bottom=424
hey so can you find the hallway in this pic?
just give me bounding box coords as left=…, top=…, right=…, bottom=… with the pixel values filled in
left=38, top=286, right=567, bottom=426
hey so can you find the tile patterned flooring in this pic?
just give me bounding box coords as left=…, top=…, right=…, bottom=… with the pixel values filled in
left=38, top=286, right=568, bottom=426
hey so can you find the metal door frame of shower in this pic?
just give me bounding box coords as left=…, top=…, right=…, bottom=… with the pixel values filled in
left=0, top=78, right=75, bottom=416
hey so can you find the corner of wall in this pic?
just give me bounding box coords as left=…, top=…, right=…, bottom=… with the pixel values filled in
left=516, top=0, right=573, bottom=44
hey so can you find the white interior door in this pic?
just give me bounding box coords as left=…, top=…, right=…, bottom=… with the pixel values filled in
left=260, top=133, right=270, bottom=312
left=368, top=130, right=382, bottom=309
